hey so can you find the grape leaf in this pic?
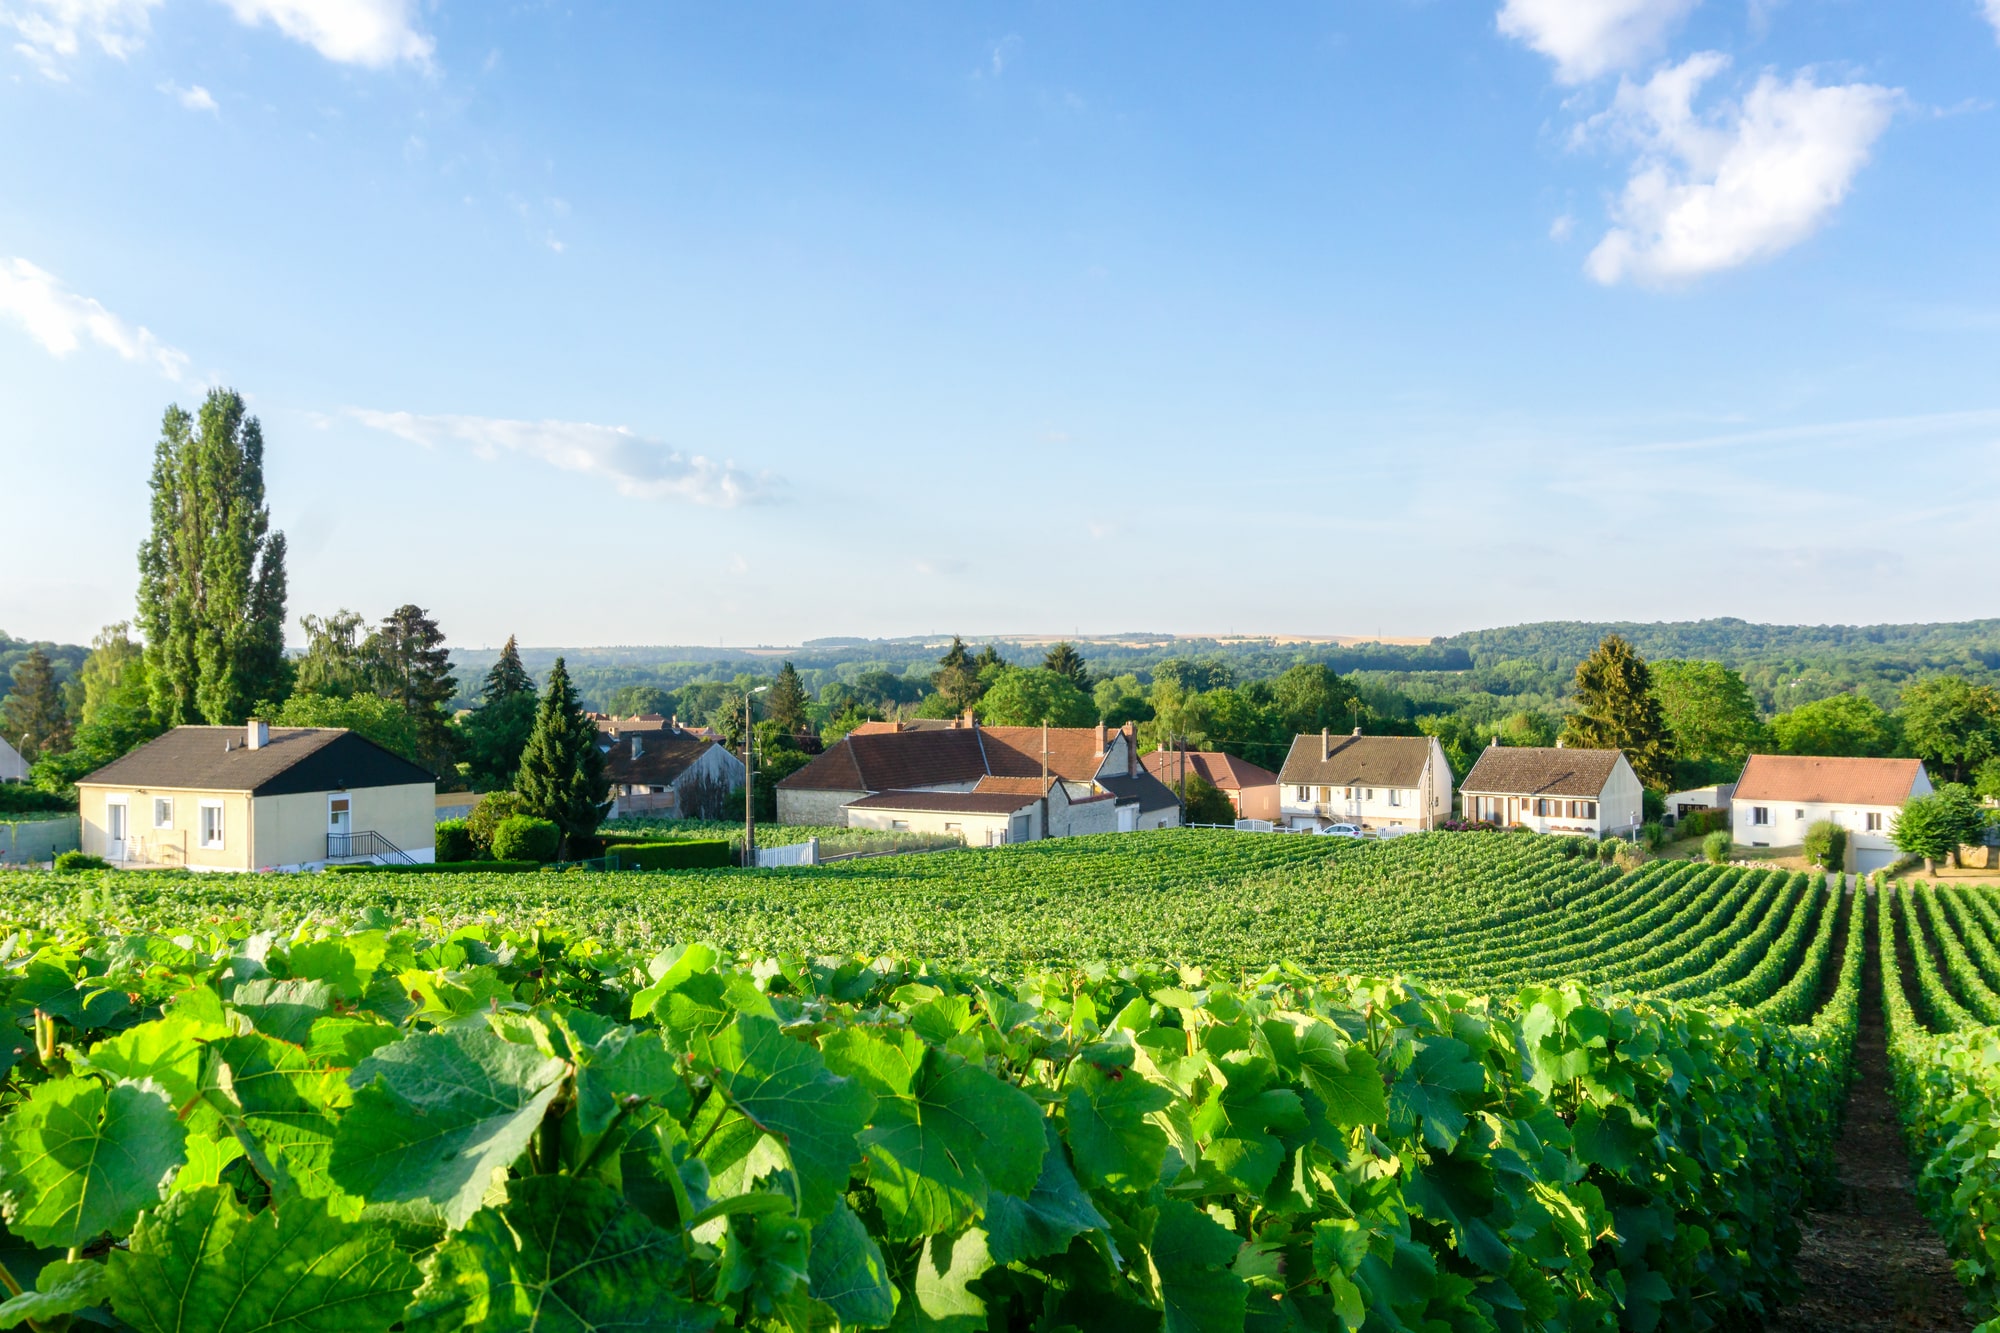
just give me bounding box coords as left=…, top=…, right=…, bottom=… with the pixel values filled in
left=329, top=1026, right=568, bottom=1228
left=231, top=978, right=337, bottom=1046
left=206, top=1032, right=351, bottom=1204
left=104, top=1185, right=418, bottom=1333
left=0, top=1076, right=185, bottom=1247
left=985, top=1120, right=1110, bottom=1265
left=900, top=1228, right=993, bottom=1333
left=0, top=1258, right=104, bottom=1330
left=1063, top=1063, right=1172, bottom=1191
left=696, top=1016, right=873, bottom=1221
left=821, top=1028, right=1045, bottom=1241
left=1151, top=1199, right=1246, bottom=1333
left=1386, top=1036, right=1485, bottom=1152
left=1294, top=1023, right=1386, bottom=1130
left=403, top=1174, right=717, bottom=1333
left=807, top=1201, right=896, bottom=1328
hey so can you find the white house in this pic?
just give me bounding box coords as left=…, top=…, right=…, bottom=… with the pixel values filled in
left=1663, top=781, right=1735, bottom=823
left=776, top=718, right=1180, bottom=839
left=0, top=736, right=27, bottom=783
left=1731, top=754, right=1931, bottom=874
left=1459, top=743, right=1645, bottom=839
left=1276, top=730, right=1453, bottom=833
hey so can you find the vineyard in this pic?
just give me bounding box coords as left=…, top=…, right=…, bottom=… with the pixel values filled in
left=0, top=829, right=1975, bottom=1331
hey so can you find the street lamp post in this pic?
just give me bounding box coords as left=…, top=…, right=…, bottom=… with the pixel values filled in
left=743, top=686, right=769, bottom=868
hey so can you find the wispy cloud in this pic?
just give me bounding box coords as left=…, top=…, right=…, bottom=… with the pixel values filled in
left=1986, top=0, right=2000, bottom=44
left=218, top=0, right=431, bottom=67
left=158, top=78, right=217, bottom=112
left=350, top=410, right=776, bottom=507
left=2, top=0, right=160, bottom=77
left=1580, top=54, right=1898, bottom=286
left=1496, top=0, right=1699, bottom=84
left=0, top=256, right=188, bottom=379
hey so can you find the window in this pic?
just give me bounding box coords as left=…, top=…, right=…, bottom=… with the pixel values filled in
left=1296, top=786, right=1309, bottom=802
left=1584, top=802, right=1597, bottom=820
left=1752, top=806, right=1770, bottom=826
left=198, top=802, right=225, bottom=849
left=1866, top=812, right=1882, bottom=832
left=890, top=820, right=909, bottom=831
left=944, top=822, right=961, bottom=834
left=1388, top=789, right=1401, bottom=807
left=1794, top=809, right=1805, bottom=821
left=152, top=797, right=173, bottom=829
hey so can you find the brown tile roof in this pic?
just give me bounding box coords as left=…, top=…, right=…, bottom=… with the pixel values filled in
left=602, top=733, right=724, bottom=787
left=1734, top=754, right=1928, bottom=806
left=974, top=775, right=1059, bottom=795
left=78, top=727, right=434, bottom=795
left=847, top=789, right=1037, bottom=815
left=1142, top=750, right=1278, bottom=792
left=778, top=724, right=1121, bottom=793
left=1277, top=734, right=1434, bottom=789
left=977, top=727, right=1114, bottom=782
left=1460, top=746, right=1625, bottom=798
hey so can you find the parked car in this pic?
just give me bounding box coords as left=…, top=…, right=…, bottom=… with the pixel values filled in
left=1317, top=823, right=1363, bottom=838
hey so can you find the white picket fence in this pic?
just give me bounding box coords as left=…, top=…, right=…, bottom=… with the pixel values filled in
left=754, top=837, right=820, bottom=868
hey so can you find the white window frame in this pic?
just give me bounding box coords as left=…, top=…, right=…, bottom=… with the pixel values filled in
left=198, top=800, right=225, bottom=849
left=1752, top=806, right=1770, bottom=826
left=1388, top=789, right=1401, bottom=807
left=152, top=796, right=174, bottom=829
left=1866, top=811, right=1882, bottom=832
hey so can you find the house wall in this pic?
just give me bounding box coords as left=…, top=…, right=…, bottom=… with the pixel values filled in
left=682, top=745, right=747, bottom=798
left=253, top=783, right=435, bottom=870
left=1279, top=783, right=1423, bottom=831
left=844, top=805, right=1029, bottom=845
left=779, top=788, right=867, bottom=826
left=1052, top=795, right=1120, bottom=838
left=1232, top=783, right=1282, bottom=823
left=79, top=783, right=252, bottom=871
left=0, top=739, right=27, bottom=783
left=1732, top=799, right=1905, bottom=867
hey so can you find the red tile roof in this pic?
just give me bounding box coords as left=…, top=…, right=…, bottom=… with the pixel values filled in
left=1141, top=750, right=1278, bottom=792
left=1734, top=755, right=1928, bottom=807
left=778, top=724, right=1124, bottom=792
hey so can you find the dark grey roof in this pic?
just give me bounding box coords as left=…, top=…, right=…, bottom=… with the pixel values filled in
left=78, top=727, right=435, bottom=796
left=1277, top=733, right=1433, bottom=788
left=602, top=732, right=724, bottom=787
left=846, top=789, right=1037, bottom=815
left=1097, top=771, right=1182, bottom=814
left=1460, top=746, right=1625, bottom=798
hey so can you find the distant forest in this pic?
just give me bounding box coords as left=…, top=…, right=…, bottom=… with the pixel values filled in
left=438, top=617, right=2000, bottom=719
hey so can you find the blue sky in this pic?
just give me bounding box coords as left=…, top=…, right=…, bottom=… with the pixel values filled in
left=3, top=1, right=1997, bottom=650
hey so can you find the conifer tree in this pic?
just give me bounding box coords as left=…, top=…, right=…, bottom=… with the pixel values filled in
left=932, top=636, right=981, bottom=714
left=370, top=605, right=457, bottom=777
left=482, top=636, right=534, bottom=704
left=1042, top=641, right=1090, bottom=691
left=1559, top=635, right=1675, bottom=790
left=514, top=657, right=608, bottom=855
left=2, top=648, right=70, bottom=761
left=136, top=389, right=288, bottom=726
left=765, top=662, right=811, bottom=740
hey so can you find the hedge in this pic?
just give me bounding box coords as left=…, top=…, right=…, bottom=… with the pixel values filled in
left=325, top=860, right=544, bottom=875
left=607, top=838, right=734, bottom=870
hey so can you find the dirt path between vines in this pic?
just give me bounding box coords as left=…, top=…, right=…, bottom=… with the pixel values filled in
left=1765, top=888, right=1971, bottom=1332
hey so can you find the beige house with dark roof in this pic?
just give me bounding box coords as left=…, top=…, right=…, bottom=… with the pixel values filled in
left=1276, top=730, right=1453, bottom=833
left=597, top=719, right=745, bottom=819
left=1459, top=743, right=1643, bottom=839
left=1143, top=749, right=1281, bottom=822
left=1731, top=754, right=1930, bottom=873
left=776, top=717, right=1179, bottom=838
left=75, top=721, right=435, bottom=871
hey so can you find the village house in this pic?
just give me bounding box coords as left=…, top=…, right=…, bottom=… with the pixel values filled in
left=0, top=735, right=26, bottom=783
left=1458, top=742, right=1645, bottom=839
left=75, top=721, right=435, bottom=871
left=594, top=715, right=746, bottom=819
left=1277, top=730, right=1453, bottom=832
left=1731, top=753, right=1931, bottom=874
left=776, top=716, right=1179, bottom=839
left=1662, top=780, right=1736, bottom=825
left=1142, top=748, right=1281, bottom=822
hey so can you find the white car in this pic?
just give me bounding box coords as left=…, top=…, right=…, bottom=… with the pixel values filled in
left=1317, top=823, right=1364, bottom=838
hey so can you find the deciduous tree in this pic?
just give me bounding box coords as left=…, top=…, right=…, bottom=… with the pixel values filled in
left=1768, top=693, right=1899, bottom=758
left=1892, top=782, right=1990, bottom=873
left=1272, top=663, right=1359, bottom=736
left=977, top=668, right=1096, bottom=728
left=137, top=389, right=288, bottom=726
left=1650, top=660, right=1762, bottom=787
left=516, top=658, right=608, bottom=855
left=293, top=611, right=373, bottom=698
left=1559, top=635, right=1675, bottom=791
left=1898, top=675, right=2000, bottom=784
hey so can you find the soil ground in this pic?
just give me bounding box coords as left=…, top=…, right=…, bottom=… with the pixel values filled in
left=1765, top=890, right=1974, bottom=1332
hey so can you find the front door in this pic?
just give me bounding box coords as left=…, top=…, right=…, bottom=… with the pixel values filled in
left=106, top=800, right=128, bottom=861
left=328, top=795, right=352, bottom=856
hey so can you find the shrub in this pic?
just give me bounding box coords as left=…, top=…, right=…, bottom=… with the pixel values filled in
left=434, top=818, right=474, bottom=863
left=1678, top=810, right=1725, bottom=840
left=52, top=851, right=109, bottom=872
left=1641, top=821, right=1667, bottom=851
left=1596, top=836, right=1624, bottom=862
left=610, top=839, right=734, bottom=871
left=1802, top=819, right=1848, bottom=871
left=467, top=792, right=526, bottom=855
left=492, top=815, right=560, bottom=863
left=325, top=859, right=542, bottom=875
left=1703, top=830, right=1732, bottom=864
left=0, top=785, right=73, bottom=815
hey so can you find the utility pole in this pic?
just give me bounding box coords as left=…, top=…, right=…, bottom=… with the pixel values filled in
left=743, top=685, right=768, bottom=868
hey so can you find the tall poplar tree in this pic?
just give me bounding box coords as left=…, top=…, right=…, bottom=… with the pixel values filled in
left=2, top=648, right=70, bottom=761
left=1559, top=635, right=1676, bottom=791
left=136, top=389, right=288, bottom=726
left=515, top=657, right=608, bottom=855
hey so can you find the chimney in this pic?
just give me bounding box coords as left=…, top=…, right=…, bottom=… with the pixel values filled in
left=1094, top=723, right=1107, bottom=757
left=1321, top=728, right=1331, bottom=762
left=247, top=719, right=269, bottom=750
left=1491, top=736, right=1500, bottom=749
left=1556, top=738, right=1565, bottom=749
left=962, top=708, right=977, bottom=730
left=670, top=714, right=680, bottom=734
left=1124, top=720, right=1137, bottom=776
left=1352, top=725, right=1362, bottom=737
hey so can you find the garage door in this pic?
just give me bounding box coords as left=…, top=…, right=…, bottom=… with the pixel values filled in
left=1855, top=847, right=1899, bottom=875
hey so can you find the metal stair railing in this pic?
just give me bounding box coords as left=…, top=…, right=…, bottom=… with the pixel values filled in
left=327, top=830, right=419, bottom=866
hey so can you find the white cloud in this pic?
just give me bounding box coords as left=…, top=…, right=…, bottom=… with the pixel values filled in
left=218, top=0, right=432, bottom=68
left=350, top=410, right=773, bottom=507
left=1549, top=212, right=1575, bottom=241
left=0, top=257, right=188, bottom=378
left=1986, top=0, right=2000, bottom=42
left=158, top=78, right=217, bottom=111
left=1496, top=0, right=1699, bottom=84
left=1582, top=53, right=1898, bottom=285
left=2, top=0, right=159, bottom=76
